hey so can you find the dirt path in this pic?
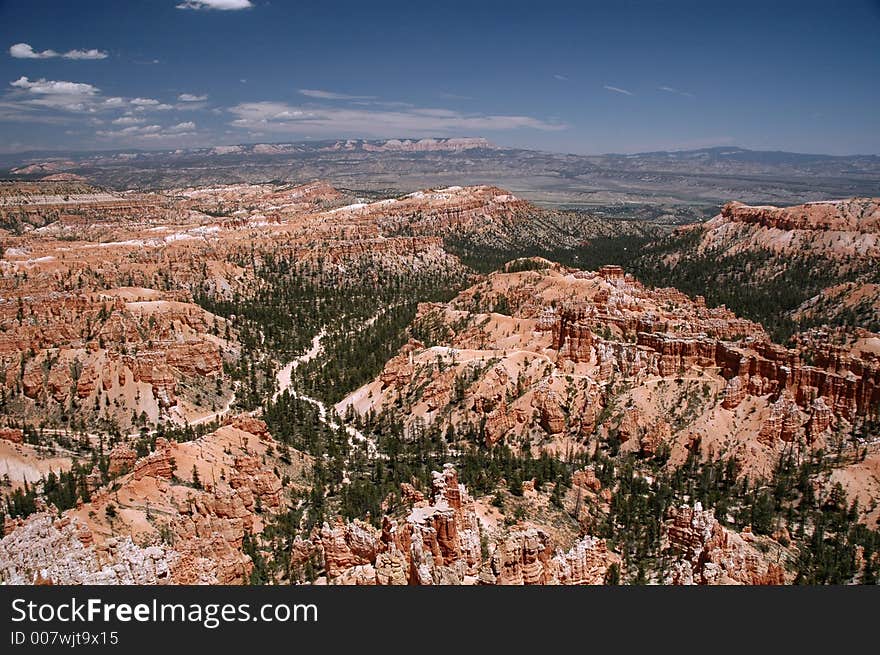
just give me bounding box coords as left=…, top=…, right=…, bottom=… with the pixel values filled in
left=272, top=327, right=378, bottom=460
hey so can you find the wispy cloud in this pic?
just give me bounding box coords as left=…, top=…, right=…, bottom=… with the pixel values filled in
left=603, top=85, right=634, bottom=96
left=176, top=0, right=253, bottom=10
left=298, top=89, right=376, bottom=101
left=228, top=101, right=566, bottom=137
left=553, top=74, right=568, bottom=81
left=96, top=121, right=198, bottom=141
left=10, top=77, right=98, bottom=96
left=2, top=76, right=206, bottom=144
left=112, top=115, right=146, bottom=126
left=130, top=97, right=173, bottom=111
left=658, top=85, right=694, bottom=98
left=63, top=49, right=109, bottom=60
left=9, top=43, right=108, bottom=60
left=437, top=91, right=473, bottom=101
left=4, top=76, right=180, bottom=129
left=178, top=93, right=208, bottom=102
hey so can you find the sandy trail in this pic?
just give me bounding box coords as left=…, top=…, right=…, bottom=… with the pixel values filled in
left=273, top=327, right=378, bottom=461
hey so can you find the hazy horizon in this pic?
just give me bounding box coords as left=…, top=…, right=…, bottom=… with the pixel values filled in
left=2, top=137, right=880, bottom=161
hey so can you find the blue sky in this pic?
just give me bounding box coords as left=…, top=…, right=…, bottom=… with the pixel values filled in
left=0, top=0, right=878, bottom=155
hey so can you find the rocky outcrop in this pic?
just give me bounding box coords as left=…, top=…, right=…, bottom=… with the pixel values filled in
left=317, top=519, right=380, bottom=579
left=229, top=416, right=270, bottom=439
left=0, top=422, right=285, bottom=585
left=721, top=376, right=746, bottom=409
left=533, top=385, right=566, bottom=435
left=488, top=527, right=555, bottom=585
left=132, top=439, right=175, bottom=480
left=379, top=345, right=417, bottom=389
left=0, top=513, right=176, bottom=585
left=805, top=396, right=833, bottom=442
left=552, top=306, right=594, bottom=363
left=759, top=393, right=803, bottom=444
left=309, top=465, right=623, bottom=586
left=315, top=465, right=481, bottom=585
left=0, top=427, right=23, bottom=444
left=720, top=198, right=880, bottom=236
left=665, top=503, right=786, bottom=585
left=551, top=536, right=621, bottom=585
left=108, top=443, right=137, bottom=477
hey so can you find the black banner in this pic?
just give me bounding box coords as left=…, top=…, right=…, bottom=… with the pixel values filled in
left=0, top=585, right=874, bottom=652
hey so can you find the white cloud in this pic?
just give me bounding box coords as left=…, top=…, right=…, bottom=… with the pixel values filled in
left=553, top=74, right=568, bottom=81
left=130, top=98, right=173, bottom=111
left=9, top=43, right=58, bottom=59
left=112, top=115, right=146, bottom=125
left=10, top=76, right=98, bottom=95
left=299, top=89, right=376, bottom=101
left=658, top=85, right=694, bottom=98
left=437, top=91, right=473, bottom=100
left=9, top=42, right=107, bottom=60
left=62, top=48, right=108, bottom=60
left=228, top=101, right=565, bottom=137
left=97, top=121, right=198, bottom=140
left=6, top=78, right=177, bottom=117
left=178, top=93, right=208, bottom=102
left=176, top=0, right=253, bottom=9
left=603, top=85, right=634, bottom=96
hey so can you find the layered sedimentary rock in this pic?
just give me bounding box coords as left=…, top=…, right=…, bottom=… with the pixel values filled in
left=551, top=306, right=593, bottom=363
left=0, top=513, right=176, bottom=585
left=0, top=180, right=485, bottom=432
left=719, top=198, right=880, bottom=238
left=0, top=427, right=23, bottom=444
left=551, top=535, right=620, bottom=585
left=341, top=262, right=880, bottom=483
left=318, top=519, right=380, bottom=579
left=665, top=503, right=787, bottom=585
left=0, top=421, right=286, bottom=585
left=488, top=527, right=555, bottom=584
left=317, top=464, right=482, bottom=585
left=311, top=465, right=621, bottom=586
left=665, top=197, right=880, bottom=328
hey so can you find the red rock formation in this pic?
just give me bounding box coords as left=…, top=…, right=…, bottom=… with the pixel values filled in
left=306, top=465, right=625, bottom=586
left=759, top=393, right=803, bottom=444
left=640, top=419, right=671, bottom=457
left=132, top=439, right=174, bottom=480
left=229, top=455, right=283, bottom=509
left=551, top=536, right=621, bottom=585
left=489, top=528, right=554, bottom=585
left=229, top=416, right=270, bottom=439
left=720, top=198, right=880, bottom=235
left=572, top=467, right=602, bottom=493
left=534, top=387, right=566, bottom=435
left=317, top=519, right=380, bottom=579
left=806, top=396, right=833, bottom=442
left=551, top=306, right=594, bottom=363
left=0, top=423, right=285, bottom=585
left=0, top=427, right=23, bottom=444
left=379, top=344, right=417, bottom=388
left=665, top=503, right=786, bottom=585
left=722, top=376, right=746, bottom=409
left=598, top=265, right=625, bottom=281
left=108, top=444, right=137, bottom=477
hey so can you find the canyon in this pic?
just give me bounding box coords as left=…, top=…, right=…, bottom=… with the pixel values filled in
left=0, top=181, right=878, bottom=585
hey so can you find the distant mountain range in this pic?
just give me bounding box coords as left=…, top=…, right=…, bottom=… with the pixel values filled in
left=2, top=139, right=878, bottom=209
